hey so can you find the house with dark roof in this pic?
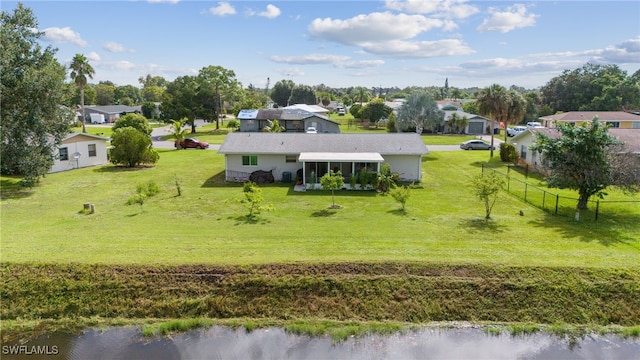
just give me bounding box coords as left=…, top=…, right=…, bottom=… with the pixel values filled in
left=82, top=105, right=141, bottom=123
left=217, top=133, right=429, bottom=187
left=236, top=108, right=340, bottom=133
left=539, top=111, right=640, bottom=129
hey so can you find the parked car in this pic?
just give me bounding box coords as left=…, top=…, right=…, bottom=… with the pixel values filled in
left=337, top=108, right=345, bottom=116
left=526, top=122, right=543, bottom=128
left=460, top=140, right=495, bottom=150
left=507, top=126, right=527, bottom=137
left=306, top=127, right=318, bottom=134
left=176, top=138, right=209, bottom=149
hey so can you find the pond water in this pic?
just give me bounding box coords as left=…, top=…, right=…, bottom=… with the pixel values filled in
left=3, top=326, right=639, bottom=360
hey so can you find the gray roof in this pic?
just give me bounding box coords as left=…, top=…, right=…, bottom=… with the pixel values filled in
left=237, top=108, right=339, bottom=124
left=443, top=110, right=489, bottom=122
left=218, top=133, right=429, bottom=155
left=85, top=105, right=140, bottom=114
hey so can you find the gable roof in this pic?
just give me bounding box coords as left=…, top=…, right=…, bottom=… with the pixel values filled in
left=539, top=111, right=640, bottom=122
left=609, top=129, right=640, bottom=153
left=218, top=133, right=429, bottom=156
left=443, top=110, right=489, bottom=122
left=62, top=132, right=110, bottom=143
left=236, top=108, right=340, bottom=124
left=85, top=105, right=140, bottom=115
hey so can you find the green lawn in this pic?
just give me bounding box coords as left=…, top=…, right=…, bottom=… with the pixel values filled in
left=2, top=150, right=638, bottom=267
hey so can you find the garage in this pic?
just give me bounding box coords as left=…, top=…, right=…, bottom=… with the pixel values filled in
left=467, top=121, right=485, bottom=134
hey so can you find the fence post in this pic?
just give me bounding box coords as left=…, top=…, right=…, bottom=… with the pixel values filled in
left=555, top=194, right=559, bottom=215
left=482, top=163, right=484, bottom=175
left=595, top=200, right=600, bottom=221
left=524, top=183, right=528, bottom=203
left=542, top=191, right=546, bottom=211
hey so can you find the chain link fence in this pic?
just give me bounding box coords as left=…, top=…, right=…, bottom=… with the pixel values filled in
left=482, top=164, right=640, bottom=221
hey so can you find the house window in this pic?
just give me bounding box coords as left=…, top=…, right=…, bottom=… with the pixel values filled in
left=59, top=147, right=69, bottom=161
left=606, top=121, right=620, bottom=128
left=633, top=122, right=640, bottom=129
left=285, top=155, right=297, bottom=163
left=520, top=145, right=527, bottom=160
left=242, top=155, right=258, bottom=166
left=88, top=144, right=97, bottom=157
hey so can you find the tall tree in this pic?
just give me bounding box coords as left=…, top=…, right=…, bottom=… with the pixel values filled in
left=196, top=65, right=242, bottom=130
left=1, top=3, right=73, bottom=185
left=360, top=99, right=392, bottom=125
left=95, top=82, right=115, bottom=105
left=477, top=84, right=507, bottom=158
left=69, top=53, right=95, bottom=133
left=352, top=86, right=371, bottom=106
left=115, top=84, right=142, bottom=105
left=396, top=92, right=444, bottom=134
left=531, top=117, right=640, bottom=211
left=138, top=74, right=166, bottom=102
left=289, top=84, right=317, bottom=105
left=161, top=75, right=199, bottom=132
left=503, top=90, right=527, bottom=141
left=270, top=79, right=295, bottom=107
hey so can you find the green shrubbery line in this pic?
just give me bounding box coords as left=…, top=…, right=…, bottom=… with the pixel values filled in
left=2, top=262, right=638, bottom=333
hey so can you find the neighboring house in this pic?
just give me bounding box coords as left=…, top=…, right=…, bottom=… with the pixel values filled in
left=50, top=133, right=110, bottom=173
left=83, top=105, right=141, bottom=123
left=284, top=104, right=330, bottom=116
left=442, top=110, right=491, bottom=135
left=508, top=127, right=640, bottom=168
left=236, top=109, right=341, bottom=133
left=539, top=111, right=640, bottom=129
left=217, top=132, right=429, bottom=185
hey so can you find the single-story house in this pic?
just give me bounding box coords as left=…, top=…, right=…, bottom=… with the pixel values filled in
left=82, top=105, right=141, bottom=123
left=284, top=104, right=330, bottom=116
left=508, top=127, right=640, bottom=168
left=442, top=110, right=492, bottom=135
left=50, top=133, right=110, bottom=173
left=217, top=132, right=429, bottom=186
left=236, top=109, right=341, bottom=133
left=539, top=111, right=640, bottom=129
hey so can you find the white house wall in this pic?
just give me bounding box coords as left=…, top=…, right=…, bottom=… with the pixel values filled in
left=382, top=155, right=422, bottom=181
left=224, top=154, right=302, bottom=181
left=50, top=139, right=109, bottom=173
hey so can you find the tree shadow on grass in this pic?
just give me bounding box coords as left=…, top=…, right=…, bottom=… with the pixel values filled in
left=230, top=214, right=271, bottom=225
left=311, top=209, right=338, bottom=217
left=460, top=217, right=506, bottom=233
left=0, top=178, right=34, bottom=200
left=388, top=208, right=407, bottom=216
left=526, top=211, right=640, bottom=246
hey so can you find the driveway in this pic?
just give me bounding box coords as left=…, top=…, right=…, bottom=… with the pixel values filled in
left=151, top=120, right=220, bottom=150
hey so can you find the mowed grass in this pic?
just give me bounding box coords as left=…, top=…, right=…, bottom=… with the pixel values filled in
left=1, top=150, right=639, bottom=267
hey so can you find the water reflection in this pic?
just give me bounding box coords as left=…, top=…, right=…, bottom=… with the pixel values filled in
left=3, top=326, right=639, bottom=360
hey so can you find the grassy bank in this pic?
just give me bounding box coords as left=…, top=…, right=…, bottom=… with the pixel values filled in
left=2, top=262, right=639, bottom=338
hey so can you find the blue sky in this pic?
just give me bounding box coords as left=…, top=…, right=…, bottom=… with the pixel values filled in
left=7, top=0, right=640, bottom=90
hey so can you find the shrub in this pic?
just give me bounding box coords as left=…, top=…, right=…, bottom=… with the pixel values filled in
left=112, top=113, right=152, bottom=136
left=110, top=127, right=159, bottom=167
left=390, top=184, right=411, bottom=210
left=226, top=119, right=240, bottom=130
left=499, top=143, right=518, bottom=163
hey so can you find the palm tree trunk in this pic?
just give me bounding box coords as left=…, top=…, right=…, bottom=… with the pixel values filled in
left=81, top=89, right=86, bottom=133
left=489, top=118, right=495, bottom=158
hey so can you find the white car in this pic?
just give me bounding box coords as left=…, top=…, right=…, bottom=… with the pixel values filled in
left=526, top=122, right=543, bottom=128
left=305, top=127, right=317, bottom=134
left=507, top=126, right=527, bottom=137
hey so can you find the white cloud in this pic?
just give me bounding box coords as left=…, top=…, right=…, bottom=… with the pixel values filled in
left=103, top=41, right=134, bottom=53
left=86, top=52, right=101, bottom=62
left=270, top=53, right=384, bottom=69
left=209, top=2, right=236, bottom=16
left=259, top=4, right=281, bottom=19
left=101, top=61, right=137, bottom=71
left=309, top=12, right=444, bottom=45
left=591, top=36, right=640, bottom=64
left=384, top=0, right=479, bottom=19
left=359, top=39, right=474, bottom=58
left=477, top=4, right=538, bottom=33
left=42, top=27, right=87, bottom=46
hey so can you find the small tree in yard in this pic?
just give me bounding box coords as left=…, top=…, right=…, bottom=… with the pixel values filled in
left=390, top=184, right=411, bottom=211
left=320, top=170, right=344, bottom=208
left=126, top=180, right=160, bottom=212
left=241, top=181, right=273, bottom=217
left=471, top=171, right=505, bottom=219
left=170, top=119, right=188, bottom=148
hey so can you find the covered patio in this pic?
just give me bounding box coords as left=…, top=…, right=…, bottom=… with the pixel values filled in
left=298, top=152, right=384, bottom=189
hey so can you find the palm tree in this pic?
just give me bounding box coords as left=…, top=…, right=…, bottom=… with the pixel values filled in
left=353, top=86, right=370, bottom=106
left=171, top=119, right=188, bottom=149
left=477, top=84, right=508, bottom=158
left=503, top=90, right=527, bottom=142
left=69, top=54, right=95, bottom=133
